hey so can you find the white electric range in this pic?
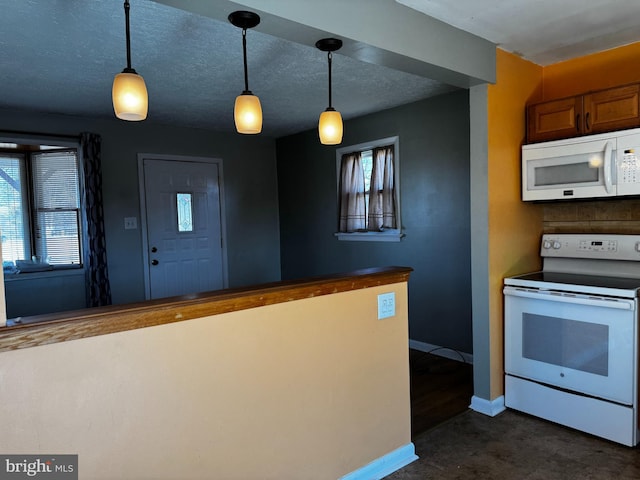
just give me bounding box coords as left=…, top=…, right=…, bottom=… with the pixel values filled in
left=504, top=234, right=640, bottom=446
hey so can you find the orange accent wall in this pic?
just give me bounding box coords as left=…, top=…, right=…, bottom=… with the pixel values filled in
left=0, top=283, right=412, bottom=479
left=487, top=49, right=544, bottom=398
left=485, top=42, right=640, bottom=400
left=542, top=42, right=640, bottom=100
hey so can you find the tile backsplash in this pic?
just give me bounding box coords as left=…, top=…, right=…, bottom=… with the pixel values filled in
left=543, top=199, right=640, bottom=234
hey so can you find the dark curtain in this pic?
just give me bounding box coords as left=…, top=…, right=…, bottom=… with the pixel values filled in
left=80, top=132, right=112, bottom=307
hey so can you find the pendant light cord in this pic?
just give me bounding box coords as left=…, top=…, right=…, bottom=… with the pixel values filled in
left=124, top=0, right=133, bottom=72
left=242, top=28, right=250, bottom=94
left=327, top=51, right=333, bottom=109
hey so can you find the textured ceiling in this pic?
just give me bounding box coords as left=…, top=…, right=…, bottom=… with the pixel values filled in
left=396, top=0, right=640, bottom=66
left=0, top=0, right=456, bottom=138
left=1, top=1, right=639, bottom=138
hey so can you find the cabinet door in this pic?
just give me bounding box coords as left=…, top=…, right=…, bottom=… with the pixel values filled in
left=584, top=84, right=640, bottom=134
left=527, top=97, right=583, bottom=143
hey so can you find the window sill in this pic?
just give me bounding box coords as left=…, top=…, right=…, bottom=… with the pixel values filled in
left=3, top=267, right=84, bottom=282
left=334, top=231, right=404, bottom=242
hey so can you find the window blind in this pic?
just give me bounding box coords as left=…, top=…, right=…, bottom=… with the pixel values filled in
left=31, top=150, right=81, bottom=265
left=0, top=154, right=27, bottom=263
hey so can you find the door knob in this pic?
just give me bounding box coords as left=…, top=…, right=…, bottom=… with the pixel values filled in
left=151, top=246, right=157, bottom=253
left=151, top=259, right=159, bottom=266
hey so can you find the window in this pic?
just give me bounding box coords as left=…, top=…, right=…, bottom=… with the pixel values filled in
left=335, top=136, right=402, bottom=242
left=0, top=145, right=82, bottom=270
left=176, top=193, right=194, bottom=232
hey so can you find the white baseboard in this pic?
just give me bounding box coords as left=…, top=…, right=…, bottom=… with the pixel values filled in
left=469, top=395, right=506, bottom=417
left=339, top=443, right=418, bottom=480
left=409, top=339, right=473, bottom=364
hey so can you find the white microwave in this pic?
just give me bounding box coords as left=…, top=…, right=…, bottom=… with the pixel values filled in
left=522, top=128, right=640, bottom=201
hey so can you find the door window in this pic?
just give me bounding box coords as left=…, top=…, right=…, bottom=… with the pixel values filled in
left=176, top=193, right=193, bottom=232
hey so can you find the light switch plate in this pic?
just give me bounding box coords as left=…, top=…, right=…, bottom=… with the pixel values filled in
left=124, top=217, right=137, bottom=230
left=377, top=292, right=396, bottom=319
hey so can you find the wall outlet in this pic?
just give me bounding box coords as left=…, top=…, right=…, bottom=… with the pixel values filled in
left=124, top=217, right=137, bottom=230
left=377, top=292, right=396, bottom=319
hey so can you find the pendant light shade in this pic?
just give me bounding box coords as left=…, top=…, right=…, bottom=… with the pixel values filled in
left=318, top=109, right=343, bottom=145
left=112, top=0, right=148, bottom=121
left=316, top=38, right=343, bottom=145
left=234, top=93, right=263, bottom=134
left=229, top=11, right=262, bottom=134
left=113, top=72, right=148, bottom=121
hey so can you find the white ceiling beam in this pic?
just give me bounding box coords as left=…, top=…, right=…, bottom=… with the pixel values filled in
left=150, top=0, right=496, bottom=88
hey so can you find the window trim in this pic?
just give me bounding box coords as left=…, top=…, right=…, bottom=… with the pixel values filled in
left=335, top=135, right=403, bottom=242
left=0, top=245, right=5, bottom=327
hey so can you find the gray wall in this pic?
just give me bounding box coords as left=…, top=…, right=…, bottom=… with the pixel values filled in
left=5, top=271, right=86, bottom=319
left=1, top=109, right=281, bottom=315
left=469, top=85, right=491, bottom=399
left=276, top=90, right=472, bottom=353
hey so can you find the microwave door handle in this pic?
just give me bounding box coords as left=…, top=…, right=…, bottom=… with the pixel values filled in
left=604, top=140, right=614, bottom=193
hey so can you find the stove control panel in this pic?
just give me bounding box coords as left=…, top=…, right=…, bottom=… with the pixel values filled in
left=541, top=234, right=640, bottom=260
left=577, top=239, right=617, bottom=252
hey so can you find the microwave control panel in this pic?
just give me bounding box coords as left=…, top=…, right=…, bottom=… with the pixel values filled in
left=618, top=148, right=640, bottom=184
left=616, top=129, right=640, bottom=194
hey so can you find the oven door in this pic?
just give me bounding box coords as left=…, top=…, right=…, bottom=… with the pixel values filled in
left=504, top=286, right=636, bottom=405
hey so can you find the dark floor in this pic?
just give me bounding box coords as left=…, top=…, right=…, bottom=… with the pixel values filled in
left=388, top=409, right=640, bottom=479
left=408, top=348, right=473, bottom=438
left=390, top=349, right=640, bottom=479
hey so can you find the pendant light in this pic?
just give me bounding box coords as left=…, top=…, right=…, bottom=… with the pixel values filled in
left=316, top=38, right=343, bottom=145
left=229, top=11, right=262, bottom=134
left=112, top=0, right=148, bottom=121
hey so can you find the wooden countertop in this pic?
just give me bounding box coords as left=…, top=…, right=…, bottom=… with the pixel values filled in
left=0, top=266, right=412, bottom=353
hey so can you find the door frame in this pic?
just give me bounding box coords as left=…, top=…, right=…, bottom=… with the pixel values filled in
left=137, top=153, right=229, bottom=300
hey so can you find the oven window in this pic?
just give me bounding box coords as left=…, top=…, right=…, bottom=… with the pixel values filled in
left=522, top=313, right=609, bottom=376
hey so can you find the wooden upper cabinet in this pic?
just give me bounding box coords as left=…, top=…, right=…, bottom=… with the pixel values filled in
left=527, top=97, right=582, bottom=143
left=583, top=84, right=640, bottom=135
left=526, top=83, right=640, bottom=143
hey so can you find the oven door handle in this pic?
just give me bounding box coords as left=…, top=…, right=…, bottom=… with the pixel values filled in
left=504, top=286, right=634, bottom=310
